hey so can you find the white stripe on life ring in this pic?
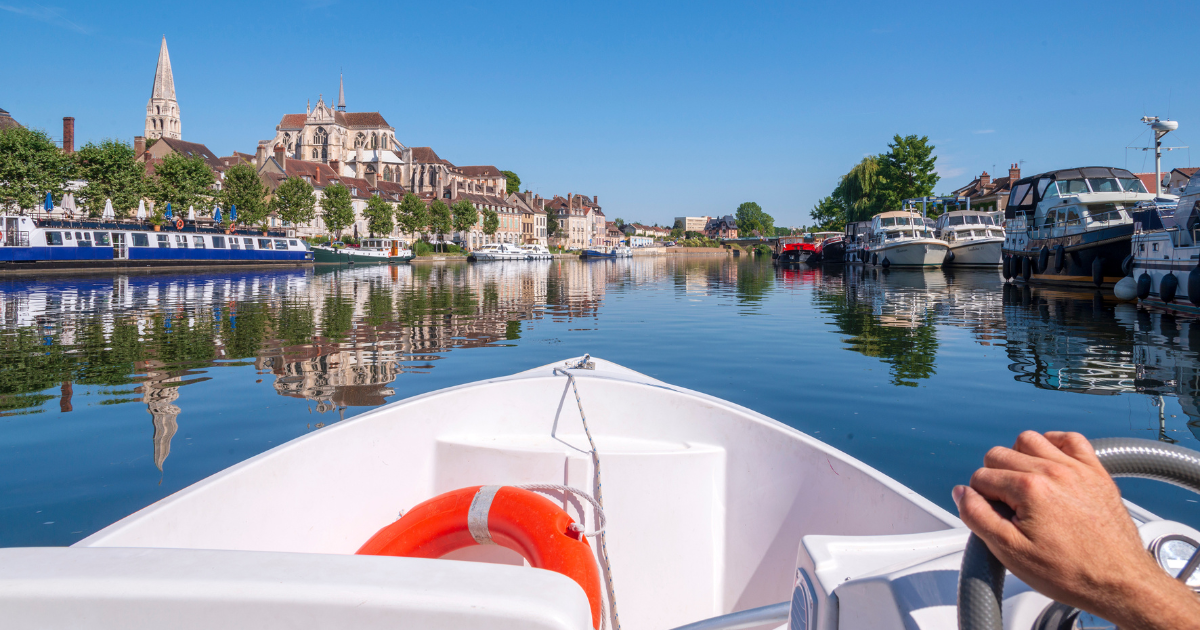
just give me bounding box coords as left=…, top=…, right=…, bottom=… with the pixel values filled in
left=467, top=485, right=502, bottom=545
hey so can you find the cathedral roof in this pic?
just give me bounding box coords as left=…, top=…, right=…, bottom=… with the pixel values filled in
left=279, top=114, right=307, bottom=129
left=338, top=112, right=390, bottom=128
left=411, top=147, right=451, bottom=166
left=458, top=165, right=504, bottom=178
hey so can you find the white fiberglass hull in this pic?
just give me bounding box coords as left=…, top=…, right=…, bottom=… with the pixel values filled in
left=474, top=252, right=527, bottom=261
left=871, top=239, right=947, bottom=266
left=945, top=238, right=1002, bottom=266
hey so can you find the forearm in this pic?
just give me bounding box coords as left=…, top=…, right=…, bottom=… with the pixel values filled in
left=1099, top=569, right=1200, bottom=630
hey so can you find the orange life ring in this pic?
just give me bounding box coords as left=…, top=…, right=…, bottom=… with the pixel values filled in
left=175, top=218, right=184, bottom=230
left=357, top=485, right=602, bottom=628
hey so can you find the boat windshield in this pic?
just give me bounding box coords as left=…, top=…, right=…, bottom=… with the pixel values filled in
left=1087, top=178, right=1122, bottom=193
left=965, top=215, right=980, bottom=224
left=879, top=218, right=896, bottom=227
left=1119, top=178, right=1148, bottom=193
left=1058, top=179, right=1090, bottom=195
left=948, top=216, right=964, bottom=226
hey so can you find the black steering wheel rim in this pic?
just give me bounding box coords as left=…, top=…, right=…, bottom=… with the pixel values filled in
left=957, top=437, right=1200, bottom=630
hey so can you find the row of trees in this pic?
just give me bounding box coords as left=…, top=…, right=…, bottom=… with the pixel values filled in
left=809, top=134, right=939, bottom=232
left=359, top=193, right=499, bottom=249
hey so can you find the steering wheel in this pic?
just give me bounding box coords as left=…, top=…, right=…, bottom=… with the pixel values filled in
left=957, top=438, right=1200, bottom=630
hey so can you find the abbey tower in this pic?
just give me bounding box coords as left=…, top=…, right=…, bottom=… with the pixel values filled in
left=145, top=36, right=180, bottom=140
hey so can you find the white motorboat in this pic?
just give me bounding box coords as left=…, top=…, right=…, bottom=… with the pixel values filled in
left=522, top=244, right=553, bottom=260
left=934, top=210, right=1004, bottom=266
left=472, top=242, right=527, bottom=261
left=864, top=211, right=948, bottom=267
left=1129, top=168, right=1200, bottom=313
left=3, top=356, right=1198, bottom=630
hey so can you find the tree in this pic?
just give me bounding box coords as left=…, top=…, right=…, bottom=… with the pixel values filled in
left=835, top=155, right=886, bottom=222
left=363, top=194, right=395, bottom=236
left=396, top=193, right=429, bottom=239
left=451, top=199, right=479, bottom=242
left=545, top=206, right=559, bottom=237
left=877, top=134, right=939, bottom=212
left=500, top=170, right=521, bottom=195
left=270, top=176, right=316, bottom=227
left=482, top=208, right=499, bottom=237
left=428, top=199, right=452, bottom=252
left=0, top=126, right=74, bottom=212
left=735, top=201, right=774, bottom=237
left=73, top=139, right=148, bottom=218
left=151, top=153, right=216, bottom=217
left=809, top=195, right=846, bottom=231
left=614, top=218, right=625, bottom=228
left=223, top=163, right=268, bottom=228
left=320, top=182, right=355, bottom=238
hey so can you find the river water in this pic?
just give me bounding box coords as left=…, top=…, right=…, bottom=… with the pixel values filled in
left=1, top=256, right=1198, bottom=547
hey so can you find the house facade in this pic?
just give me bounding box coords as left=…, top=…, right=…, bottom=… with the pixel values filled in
left=950, top=164, right=1021, bottom=216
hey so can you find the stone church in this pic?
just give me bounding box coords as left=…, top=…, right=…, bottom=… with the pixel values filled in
left=145, top=36, right=180, bottom=140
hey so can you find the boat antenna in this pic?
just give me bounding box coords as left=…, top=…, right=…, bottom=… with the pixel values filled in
left=1136, top=116, right=1186, bottom=196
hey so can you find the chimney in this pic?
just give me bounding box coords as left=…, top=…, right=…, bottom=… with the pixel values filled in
left=314, top=167, right=321, bottom=186
left=62, top=117, right=74, bottom=154
left=274, top=144, right=286, bottom=170
left=329, top=158, right=340, bottom=174
left=1009, top=163, right=1020, bottom=182
left=979, top=171, right=991, bottom=190
left=568, top=193, right=574, bottom=211
left=134, top=136, right=146, bottom=161
left=366, top=171, right=378, bottom=187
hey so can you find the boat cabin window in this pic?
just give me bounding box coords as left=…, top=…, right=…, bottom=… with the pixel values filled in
left=76, top=232, right=91, bottom=246
left=191, top=236, right=205, bottom=249
left=1064, top=207, right=1080, bottom=224
left=131, top=233, right=149, bottom=247
left=274, top=239, right=289, bottom=249
left=229, top=237, right=240, bottom=250
left=1059, top=179, right=1089, bottom=195
left=1085, top=203, right=1122, bottom=222
left=965, top=215, right=980, bottom=224
left=93, top=232, right=111, bottom=246
left=949, top=216, right=964, bottom=226
left=174, top=235, right=188, bottom=248
left=1043, top=209, right=1058, bottom=226
left=258, top=239, right=273, bottom=250
left=1037, top=178, right=1053, bottom=196
left=64, top=232, right=72, bottom=240
left=1010, top=183, right=1032, bottom=206
left=243, top=238, right=255, bottom=249
left=1088, top=178, right=1121, bottom=193
left=45, top=231, right=63, bottom=245
left=880, top=217, right=896, bottom=227
left=157, top=234, right=169, bottom=248
left=211, top=236, right=226, bottom=249
left=1119, top=178, right=1148, bottom=193
left=289, top=240, right=298, bottom=247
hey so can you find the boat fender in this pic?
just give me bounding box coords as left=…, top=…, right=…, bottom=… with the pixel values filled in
left=1038, top=245, right=1050, bottom=273
left=1113, top=276, right=1137, bottom=302
left=1121, top=254, right=1134, bottom=278
left=881, top=257, right=890, bottom=268
left=1161, top=272, right=1179, bottom=303
left=945, top=250, right=955, bottom=263
left=1021, top=255, right=1031, bottom=281
left=1002, top=255, right=1011, bottom=280
left=1054, top=245, right=1066, bottom=273
left=1137, top=272, right=1152, bottom=300
left=358, top=485, right=604, bottom=629
left=1190, top=266, right=1200, bottom=305
left=872, top=253, right=878, bottom=266
left=175, top=218, right=184, bottom=230
left=1092, top=257, right=1104, bottom=287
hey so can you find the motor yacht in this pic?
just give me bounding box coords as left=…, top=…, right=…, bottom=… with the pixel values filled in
left=844, top=220, right=870, bottom=264
left=2, top=356, right=1197, bottom=630
left=1001, top=166, right=1158, bottom=287
left=312, top=238, right=414, bottom=264
left=1130, top=169, right=1200, bottom=313
left=863, top=211, right=947, bottom=267
left=471, top=242, right=527, bottom=261
left=521, top=244, right=553, bottom=260
left=934, top=210, right=1004, bottom=266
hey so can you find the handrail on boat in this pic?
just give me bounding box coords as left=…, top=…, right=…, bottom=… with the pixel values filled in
left=667, top=601, right=790, bottom=630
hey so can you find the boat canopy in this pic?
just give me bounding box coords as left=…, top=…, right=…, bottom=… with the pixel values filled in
left=1006, top=166, right=1139, bottom=219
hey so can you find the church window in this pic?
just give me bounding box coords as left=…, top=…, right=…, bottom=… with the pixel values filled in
left=312, top=148, right=319, bottom=159
left=354, top=132, right=365, bottom=148
left=156, top=106, right=160, bottom=115
left=383, top=166, right=393, bottom=182
left=314, top=127, right=328, bottom=146
left=371, top=133, right=378, bottom=149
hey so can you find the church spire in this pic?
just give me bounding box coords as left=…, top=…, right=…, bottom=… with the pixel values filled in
left=145, top=35, right=181, bottom=140
left=337, top=73, right=346, bottom=112
left=151, top=36, right=176, bottom=101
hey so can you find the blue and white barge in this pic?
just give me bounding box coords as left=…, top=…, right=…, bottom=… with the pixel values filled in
left=0, top=215, right=313, bottom=272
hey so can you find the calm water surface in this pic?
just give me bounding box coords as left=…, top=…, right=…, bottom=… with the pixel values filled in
left=2, top=256, right=1198, bottom=547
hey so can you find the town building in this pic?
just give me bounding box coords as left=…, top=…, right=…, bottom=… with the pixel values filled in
left=1165, top=168, right=1199, bottom=195
left=704, top=215, right=738, bottom=239
left=674, top=216, right=711, bottom=233
left=145, top=36, right=181, bottom=141
left=950, top=164, right=1021, bottom=215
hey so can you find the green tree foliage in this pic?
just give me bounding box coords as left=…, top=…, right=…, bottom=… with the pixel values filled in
left=396, top=193, right=429, bottom=238
left=428, top=199, right=452, bottom=252
left=482, top=207, right=499, bottom=235
left=500, top=170, right=521, bottom=195
left=320, top=182, right=355, bottom=237
left=73, top=139, right=148, bottom=218
left=151, top=153, right=216, bottom=216
left=877, top=134, right=939, bottom=213
left=223, top=163, right=268, bottom=228
left=614, top=218, right=626, bottom=228
left=270, top=176, right=316, bottom=227
left=545, top=207, right=558, bottom=236
left=735, top=201, right=774, bottom=237
left=809, top=196, right=846, bottom=231
left=363, top=194, right=395, bottom=236
left=0, top=127, right=74, bottom=211
left=834, top=156, right=885, bottom=222
left=451, top=199, right=479, bottom=237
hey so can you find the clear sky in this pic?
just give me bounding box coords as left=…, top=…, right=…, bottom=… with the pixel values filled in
left=2, top=0, right=1195, bottom=227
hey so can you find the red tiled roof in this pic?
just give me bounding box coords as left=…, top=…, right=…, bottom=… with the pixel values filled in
left=411, top=147, right=448, bottom=165
left=1135, top=173, right=1159, bottom=192
left=157, top=137, right=222, bottom=169
left=279, top=114, right=306, bottom=129
left=458, top=165, right=503, bottom=178
left=338, top=112, right=390, bottom=128
left=1173, top=167, right=1199, bottom=178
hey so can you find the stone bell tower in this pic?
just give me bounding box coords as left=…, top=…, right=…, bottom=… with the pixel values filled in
left=145, top=36, right=181, bottom=140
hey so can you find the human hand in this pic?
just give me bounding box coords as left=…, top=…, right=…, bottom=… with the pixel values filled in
left=954, top=431, right=1200, bottom=630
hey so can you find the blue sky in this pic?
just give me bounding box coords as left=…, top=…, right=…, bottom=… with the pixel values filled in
left=2, top=0, right=1195, bottom=227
